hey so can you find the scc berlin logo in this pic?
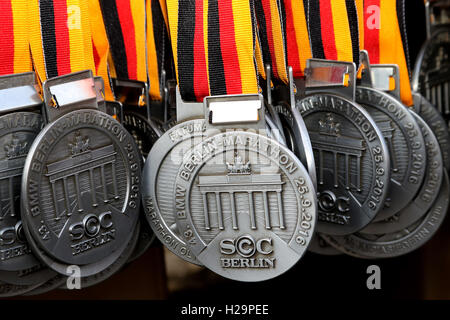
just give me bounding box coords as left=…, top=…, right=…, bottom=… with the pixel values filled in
left=220, top=235, right=273, bottom=257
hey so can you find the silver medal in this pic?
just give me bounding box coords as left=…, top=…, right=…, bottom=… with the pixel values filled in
left=355, top=86, right=427, bottom=221
left=362, top=111, right=443, bottom=234
left=297, top=93, right=390, bottom=235
left=322, top=172, right=449, bottom=259
left=174, top=131, right=317, bottom=282
left=21, top=71, right=141, bottom=273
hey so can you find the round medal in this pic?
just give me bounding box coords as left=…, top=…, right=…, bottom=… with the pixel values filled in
left=21, top=109, right=141, bottom=266
left=174, top=131, right=317, bottom=282
left=297, top=93, right=390, bottom=235
left=355, top=87, right=427, bottom=221
left=323, top=172, right=449, bottom=259
left=362, top=111, right=443, bottom=234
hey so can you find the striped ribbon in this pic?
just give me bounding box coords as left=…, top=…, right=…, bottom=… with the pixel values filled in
left=307, top=0, right=360, bottom=67
left=100, top=0, right=147, bottom=83
left=89, top=0, right=114, bottom=100
left=357, top=0, right=413, bottom=106
left=167, top=0, right=258, bottom=102
left=255, top=0, right=288, bottom=83
left=147, top=0, right=174, bottom=101
left=29, top=0, right=95, bottom=81
left=0, top=0, right=32, bottom=76
left=283, top=0, right=311, bottom=78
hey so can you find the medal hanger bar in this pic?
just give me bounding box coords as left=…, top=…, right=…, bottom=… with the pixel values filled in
left=0, top=72, right=42, bottom=114
left=43, top=70, right=99, bottom=123
left=112, top=79, right=151, bottom=121
left=370, top=65, right=401, bottom=100
left=204, top=94, right=265, bottom=131
left=304, top=59, right=357, bottom=100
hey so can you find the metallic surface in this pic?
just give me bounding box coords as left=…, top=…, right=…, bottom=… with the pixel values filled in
left=356, top=86, right=426, bottom=221
left=0, top=112, right=44, bottom=271
left=323, top=172, right=449, bottom=259
left=122, top=110, right=162, bottom=158
left=175, top=131, right=317, bottom=282
left=21, top=211, right=136, bottom=277
left=142, top=119, right=206, bottom=265
left=297, top=93, right=390, bottom=235
left=21, top=109, right=141, bottom=266
left=362, top=111, right=443, bottom=234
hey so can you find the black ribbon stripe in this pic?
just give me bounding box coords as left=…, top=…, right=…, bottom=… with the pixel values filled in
left=100, top=0, right=129, bottom=80
left=39, top=0, right=58, bottom=79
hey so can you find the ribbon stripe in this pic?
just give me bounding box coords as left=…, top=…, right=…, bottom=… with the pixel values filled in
left=100, top=0, right=146, bottom=82
left=29, top=0, right=95, bottom=82
left=307, top=0, right=359, bottom=66
left=362, top=0, right=413, bottom=106
left=0, top=1, right=15, bottom=76
left=167, top=0, right=257, bottom=102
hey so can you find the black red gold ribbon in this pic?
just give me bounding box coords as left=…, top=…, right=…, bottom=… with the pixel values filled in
left=100, top=0, right=147, bottom=83
left=255, top=0, right=288, bottom=83
left=357, top=0, right=413, bottom=106
left=307, top=0, right=360, bottom=67
left=167, top=0, right=258, bottom=102
left=147, top=0, right=174, bottom=101
left=29, top=0, right=95, bottom=81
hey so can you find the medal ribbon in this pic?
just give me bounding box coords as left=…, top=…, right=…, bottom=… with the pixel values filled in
left=29, top=0, right=95, bottom=81
left=147, top=0, right=173, bottom=101
left=0, top=0, right=32, bottom=76
left=89, top=0, right=115, bottom=100
left=358, top=0, right=413, bottom=106
left=100, top=0, right=147, bottom=83
left=167, top=0, right=258, bottom=102
left=255, top=0, right=288, bottom=83
left=307, top=0, right=360, bottom=67
left=283, top=0, right=311, bottom=78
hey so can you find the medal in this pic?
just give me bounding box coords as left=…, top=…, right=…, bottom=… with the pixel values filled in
left=322, top=171, right=449, bottom=259
left=21, top=0, right=141, bottom=276
left=174, top=130, right=317, bottom=281
left=361, top=111, right=444, bottom=234
left=296, top=0, right=390, bottom=235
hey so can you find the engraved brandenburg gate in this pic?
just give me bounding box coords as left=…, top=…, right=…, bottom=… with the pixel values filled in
left=198, top=155, right=286, bottom=231
left=310, top=114, right=365, bottom=191
left=0, top=136, right=28, bottom=219
left=46, top=133, right=119, bottom=220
